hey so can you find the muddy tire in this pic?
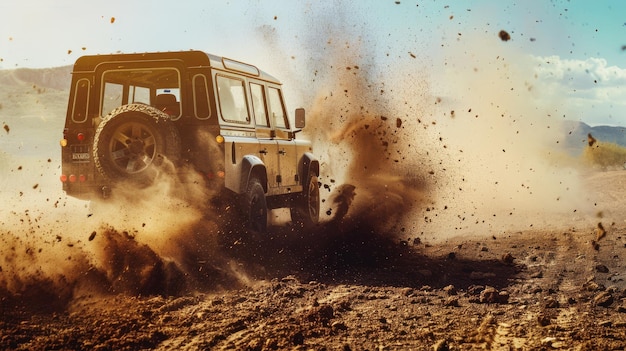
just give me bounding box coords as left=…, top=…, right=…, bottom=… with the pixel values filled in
left=244, top=178, right=268, bottom=232
left=290, top=174, right=320, bottom=228
left=93, top=104, right=180, bottom=185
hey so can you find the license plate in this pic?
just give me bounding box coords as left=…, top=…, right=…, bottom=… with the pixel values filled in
left=72, top=153, right=90, bottom=161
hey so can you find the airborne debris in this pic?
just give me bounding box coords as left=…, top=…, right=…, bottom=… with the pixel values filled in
left=587, top=133, right=597, bottom=147
left=3, top=123, right=9, bottom=133
left=498, top=30, right=511, bottom=41
left=595, top=222, right=606, bottom=241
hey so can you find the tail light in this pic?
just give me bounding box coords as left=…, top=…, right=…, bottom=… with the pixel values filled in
left=61, top=174, right=87, bottom=183
left=61, top=131, right=88, bottom=146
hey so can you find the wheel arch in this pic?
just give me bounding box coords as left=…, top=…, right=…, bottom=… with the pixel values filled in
left=239, top=155, right=268, bottom=193
left=299, top=152, right=319, bottom=181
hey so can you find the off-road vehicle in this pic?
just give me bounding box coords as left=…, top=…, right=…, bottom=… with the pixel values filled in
left=60, top=50, right=319, bottom=231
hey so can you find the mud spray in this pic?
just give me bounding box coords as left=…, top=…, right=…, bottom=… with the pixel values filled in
left=0, top=5, right=602, bottom=307
left=273, top=11, right=589, bottom=247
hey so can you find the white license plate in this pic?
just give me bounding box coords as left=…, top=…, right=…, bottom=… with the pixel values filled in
left=72, top=153, right=90, bottom=160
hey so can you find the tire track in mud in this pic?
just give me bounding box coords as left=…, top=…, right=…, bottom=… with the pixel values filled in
left=489, top=231, right=578, bottom=350
left=461, top=228, right=625, bottom=350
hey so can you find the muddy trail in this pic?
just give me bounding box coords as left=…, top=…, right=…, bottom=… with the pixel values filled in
left=0, top=198, right=516, bottom=311
left=3, top=212, right=626, bottom=350
left=4, top=167, right=626, bottom=350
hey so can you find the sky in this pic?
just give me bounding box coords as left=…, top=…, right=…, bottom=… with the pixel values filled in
left=1, top=0, right=626, bottom=126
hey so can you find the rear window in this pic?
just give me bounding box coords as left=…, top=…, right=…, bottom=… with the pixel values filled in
left=100, top=68, right=181, bottom=118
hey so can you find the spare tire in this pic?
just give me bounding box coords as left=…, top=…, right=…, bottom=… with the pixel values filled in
left=93, top=104, right=181, bottom=185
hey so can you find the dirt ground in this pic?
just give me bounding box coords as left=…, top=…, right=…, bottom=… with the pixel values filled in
left=1, top=171, right=626, bottom=351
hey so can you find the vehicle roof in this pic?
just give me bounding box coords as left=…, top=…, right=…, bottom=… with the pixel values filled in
left=72, top=50, right=281, bottom=84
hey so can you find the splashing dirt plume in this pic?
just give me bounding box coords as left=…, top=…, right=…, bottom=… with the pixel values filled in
left=285, top=10, right=592, bottom=243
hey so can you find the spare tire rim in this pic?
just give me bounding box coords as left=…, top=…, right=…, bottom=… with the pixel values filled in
left=108, top=121, right=156, bottom=174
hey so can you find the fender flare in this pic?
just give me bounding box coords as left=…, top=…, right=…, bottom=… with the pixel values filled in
left=240, top=155, right=268, bottom=193
left=299, top=152, right=319, bottom=182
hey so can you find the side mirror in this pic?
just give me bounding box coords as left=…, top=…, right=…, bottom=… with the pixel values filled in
left=295, top=108, right=305, bottom=129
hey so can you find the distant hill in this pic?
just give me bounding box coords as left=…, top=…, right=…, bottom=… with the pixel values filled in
left=0, top=65, right=625, bottom=159
left=561, top=120, right=626, bottom=156
left=0, top=66, right=70, bottom=157
left=0, top=66, right=72, bottom=91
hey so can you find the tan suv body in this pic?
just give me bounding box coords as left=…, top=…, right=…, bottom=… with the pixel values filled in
left=60, top=50, right=319, bottom=230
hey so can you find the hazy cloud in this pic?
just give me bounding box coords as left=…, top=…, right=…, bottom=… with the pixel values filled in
left=532, top=55, right=626, bottom=125
left=534, top=55, right=626, bottom=89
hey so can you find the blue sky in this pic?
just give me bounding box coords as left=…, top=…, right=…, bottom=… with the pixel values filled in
left=1, top=0, right=625, bottom=126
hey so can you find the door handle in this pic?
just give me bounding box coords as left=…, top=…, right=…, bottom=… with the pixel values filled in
left=260, top=149, right=268, bottom=155
left=278, top=150, right=286, bottom=155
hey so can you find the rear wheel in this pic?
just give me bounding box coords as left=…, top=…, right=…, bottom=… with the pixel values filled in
left=244, top=178, right=267, bottom=232
left=93, top=104, right=180, bottom=186
left=291, top=174, right=320, bottom=227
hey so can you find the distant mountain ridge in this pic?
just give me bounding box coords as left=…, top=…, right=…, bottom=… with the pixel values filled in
left=561, top=120, right=626, bottom=155
left=0, top=66, right=72, bottom=91
left=0, top=66, right=624, bottom=157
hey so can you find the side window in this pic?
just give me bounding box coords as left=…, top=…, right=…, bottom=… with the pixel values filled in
left=250, top=83, right=268, bottom=127
left=71, top=78, right=90, bottom=123
left=102, top=82, right=123, bottom=117
left=216, top=75, right=249, bottom=123
left=268, top=87, right=288, bottom=129
left=193, top=74, right=211, bottom=119
left=130, top=86, right=150, bottom=104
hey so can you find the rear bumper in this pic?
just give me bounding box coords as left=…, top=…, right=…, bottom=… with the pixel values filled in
left=63, top=182, right=110, bottom=200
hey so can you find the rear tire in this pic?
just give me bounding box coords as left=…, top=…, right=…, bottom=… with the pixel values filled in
left=244, top=178, right=268, bottom=232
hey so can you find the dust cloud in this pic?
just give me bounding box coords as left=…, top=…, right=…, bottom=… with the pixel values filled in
left=0, top=129, right=244, bottom=303
left=0, top=153, right=93, bottom=305
left=305, top=64, right=433, bottom=234
left=78, top=134, right=250, bottom=295
left=287, top=12, right=591, bottom=243
left=421, top=33, right=592, bottom=240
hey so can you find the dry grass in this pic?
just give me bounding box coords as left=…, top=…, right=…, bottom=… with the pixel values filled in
left=582, top=140, right=626, bottom=170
